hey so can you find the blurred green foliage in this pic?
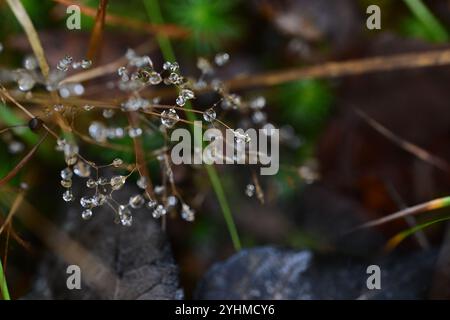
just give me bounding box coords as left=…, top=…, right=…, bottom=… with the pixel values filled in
left=278, top=80, right=333, bottom=137
left=359, top=0, right=449, bottom=43
left=163, top=0, right=243, bottom=53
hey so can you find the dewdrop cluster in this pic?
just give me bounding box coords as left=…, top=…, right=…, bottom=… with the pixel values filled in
left=0, top=44, right=305, bottom=226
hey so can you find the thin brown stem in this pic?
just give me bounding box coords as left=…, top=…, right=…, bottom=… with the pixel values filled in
left=52, top=0, right=188, bottom=38
left=355, top=108, right=450, bottom=172
left=86, top=0, right=109, bottom=62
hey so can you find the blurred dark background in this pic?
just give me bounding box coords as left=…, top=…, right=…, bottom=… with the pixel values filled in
left=1, top=0, right=450, bottom=299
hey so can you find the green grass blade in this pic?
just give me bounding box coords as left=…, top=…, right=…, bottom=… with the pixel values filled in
left=142, top=0, right=176, bottom=62
left=143, top=0, right=241, bottom=250
left=0, top=258, right=11, bottom=300
left=386, top=215, right=450, bottom=251
left=205, top=165, right=241, bottom=250
left=403, top=0, right=449, bottom=42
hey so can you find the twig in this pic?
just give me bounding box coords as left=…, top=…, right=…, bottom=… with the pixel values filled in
left=0, top=191, right=25, bottom=236
left=86, top=0, right=109, bottom=62
left=354, top=108, right=450, bottom=172
left=6, top=0, right=50, bottom=78
left=224, top=48, right=450, bottom=90
left=52, top=0, right=188, bottom=38
left=127, top=112, right=155, bottom=199
left=0, top=132, right=48, bottom=188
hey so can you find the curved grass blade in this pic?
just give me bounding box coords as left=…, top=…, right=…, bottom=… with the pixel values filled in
left=6, top=0, right=50, bottom=78
left=403, top=0, right=449, bottom=42
left=0, top=258, right=10, bottom=300
left=385, top=215, right=450, bottom=252
left=357, top=196, right=450, bottom=230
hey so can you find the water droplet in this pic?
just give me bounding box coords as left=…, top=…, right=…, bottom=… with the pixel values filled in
left=252, top=111, right=267, bottom=124
left=112, top=158, right=123, bottom=167
left=57, top=55, right=73, bottom=72
left=81, top=59, right=92, bottom=69
left=170, top=62, right=179, bottom=72
left=62, top=190, right=74, bottom=202
left=92, top=193, right=106, bottom=206
left=8, top=141, right=24, bottom=154
left=129, top=194, right=145, bottom=209
left=118, top=205, right=132, bottom=226
left=250, top=96, right=266, bottom=110
left=121, top=96, right=149, bottom=111
left=55, top=137, right=64, bottom=149
left=154, top=185, right=165, bottom=194
left=203, top=108, right=216, bottom=122
left=74, top=161, right=91, bottom=178
left=147, top=200, right=157, bottom=210
left=117, top=66, right=129, bottom=81
left=245, top=184, right=255, bottom=197
left=298, top=165, right=320, bottom=184
left=137, top=176, right=147, bottom=189
left=86, top=178, right=96, bottom=188
left=102, top=109, right=115, bottom=118
left=197, top=57, right=213, bottom=74
left=72, top=61, right=81, bottom=69
left=60, top=167, right=73, bottom=180
left=61, top=179, right=72, bottom=188
left=89, top=121, right=107, bottom=142
left=175, top=95, right=186, bottom=106
left=214, top=53, right=230, bottom=66
left=110, top=175, right=126, bottom=190
left=181, top=89, right=195, bottom=100
left=82, top=209, right=92, bottom=220
left=222, top=94, right=241, bottom=110
left=118, top=66, right=126, bottom=75
left=18, top=74, right=35, bottom=91
left=167, top=195, right=178, bottom=207
left=168, top=72, right=180, bottom=84
left=53, top=104, right=67, bottom=113
left=161, top=108, right=179, bottom=128
left=163, top=61, right=179, bottom=72
left=152, top=205, right=167, bottom=219
left=152, top=97, right=161, bottom=104
left=63, top=143, right=79, bottom=158
left=53, top=104, right=65, bottom=112
left=97, top=177, right=108, bottom=185
left=128, top=127, right=143, bottom=138
left=80, top=196, right=92, bottom=208
left=181, top=204, right=195, bottom=222
left=149, top=71, right=162, bottom=85
left=234, top=131, right=251, bottom=144
left=23, top=56, right=38, bottom=70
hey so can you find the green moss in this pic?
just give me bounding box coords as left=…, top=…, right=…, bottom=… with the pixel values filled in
left=163, top=0, right=243, bottom=53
